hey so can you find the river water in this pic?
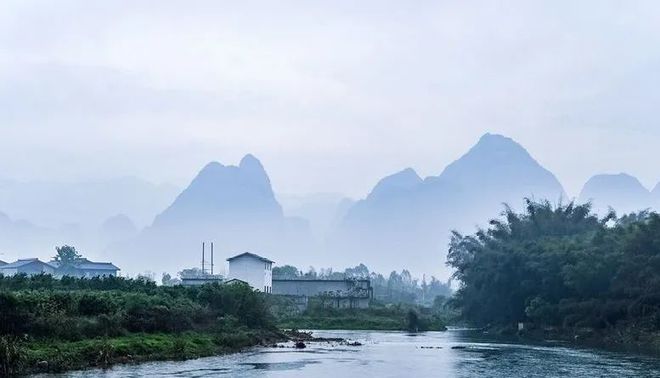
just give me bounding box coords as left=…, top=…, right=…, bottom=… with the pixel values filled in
left=39, top=329, right=660, bottom=377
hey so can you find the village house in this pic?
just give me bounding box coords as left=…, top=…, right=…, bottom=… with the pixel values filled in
left=0, top=258, right=56, bottom=276
left=49, top=258, right=120, bottom=278
left=0, top=257, right=119, bottom=278
left=227, top=252, right=273, bottom=293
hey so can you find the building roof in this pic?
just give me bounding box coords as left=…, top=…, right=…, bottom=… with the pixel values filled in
left=49, top=258, right=120, bottom=271
left=1, top=258, right=54, bottom=269
left=226, top=252, right=274, bottom=264
left=224, top=278, right=248, bottom=285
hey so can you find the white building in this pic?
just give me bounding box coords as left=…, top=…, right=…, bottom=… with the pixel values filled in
left=226, top=252, right=273, bottom=293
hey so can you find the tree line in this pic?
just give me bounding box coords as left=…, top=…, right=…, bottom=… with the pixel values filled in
left=447, top=199, right=660, bottom=334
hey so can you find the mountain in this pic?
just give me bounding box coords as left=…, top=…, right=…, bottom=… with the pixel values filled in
left=277, top=192, right=349, bottom=239
left=114, top=155, right=312, bottom=276
left=439, top=133, right=566, bottom=204
left=0, top=177, right=179, bottom=229
left=99, top=214, right=138, bottom=245
left=0, top=212, right=54, bottom=260
left=579, top=173, right=654, bottom=215
left=328, top=133, right=567, bottom=276
left=153, top=155, right=283, bottom=227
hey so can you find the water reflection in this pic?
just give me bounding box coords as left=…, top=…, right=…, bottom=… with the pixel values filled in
left=35, top=329, right=660, bottom=378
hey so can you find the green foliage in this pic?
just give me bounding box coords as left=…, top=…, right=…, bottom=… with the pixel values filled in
left=0, top=335, right=26, bottom=376
left=23, top=331, right=273, bottom=373
left=53, top=245, right=82, bottom=275
left=272, top=265, right=301, bottom=279
left=406, top=310, right=420, bottom=332
left=0, top=274, right=276, bottom=374
left=447, top=199, right=660, bottom=333
left=277, top=300, right=449, bottom=331
left=0, top=277, right=271, bottom=341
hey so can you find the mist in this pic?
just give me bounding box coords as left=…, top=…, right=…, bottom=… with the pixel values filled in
left=2, top=1, right=660, bottom=278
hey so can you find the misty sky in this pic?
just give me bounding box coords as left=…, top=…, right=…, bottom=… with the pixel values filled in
left=1, top=1, right=660, bottom=199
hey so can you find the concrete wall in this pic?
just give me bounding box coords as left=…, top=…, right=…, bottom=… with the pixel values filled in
left=228, top=256, right=272, bottom=292
left=272, top=280, right=358, bottom=296
left=272, top=279, right=372, bottom=309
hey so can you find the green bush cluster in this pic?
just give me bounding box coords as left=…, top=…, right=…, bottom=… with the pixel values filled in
left=0, top=275, right=273, bottom=342
left=0, top=274, right=277, bottom=374
left=277, top=300, right=448, bottom=331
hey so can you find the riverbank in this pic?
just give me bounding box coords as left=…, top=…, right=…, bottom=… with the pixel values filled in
left=27, top=329, right=660, bottom=377
left=487, top=324, right=660, bottom=356
left=277, top=306, right=448, bottom=332
left=0, top=275, right=277, bottom=375
left=19, top=329, right=283, bottom=374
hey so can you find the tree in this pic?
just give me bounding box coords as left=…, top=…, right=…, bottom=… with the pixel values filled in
left=161, top=273, right=181, bottom=286
left=272, top=265, right=300, bottom=279
left=54, top=245, right=82, bottom=275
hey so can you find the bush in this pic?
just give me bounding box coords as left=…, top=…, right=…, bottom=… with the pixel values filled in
left=0, top=335, right=25, bottom=376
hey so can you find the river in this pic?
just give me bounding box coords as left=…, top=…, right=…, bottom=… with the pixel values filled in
left=37, top=329, right=660, bottom=377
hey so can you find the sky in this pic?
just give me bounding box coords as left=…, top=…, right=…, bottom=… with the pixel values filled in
left=1, top=0, right=660, bottom=199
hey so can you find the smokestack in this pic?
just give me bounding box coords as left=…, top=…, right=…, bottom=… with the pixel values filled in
left=202, top=242, right=205, bottom=274
left=211, top=242, right=214, bottom=275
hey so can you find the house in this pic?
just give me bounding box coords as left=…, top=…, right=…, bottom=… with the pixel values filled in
left=226, top=252, right=273, bottom=293
left=49, top=258, right=120, bottom=278
left=0, top=258, right=56, bottom=276
left=272, top=279, right=373, bottom=309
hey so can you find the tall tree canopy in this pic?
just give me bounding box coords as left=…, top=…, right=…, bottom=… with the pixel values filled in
left=447, top=199, right=660, bottom=331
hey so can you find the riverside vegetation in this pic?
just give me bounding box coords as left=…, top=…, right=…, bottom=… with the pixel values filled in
left=0, top=275, right=280, bottom=375
left=447, top=200, right=660, bottom=352
left=274, top=297, right=451, bottom=332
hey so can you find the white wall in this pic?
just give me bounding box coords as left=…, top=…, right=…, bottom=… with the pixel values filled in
left=228, top=256, right=272, bottom=292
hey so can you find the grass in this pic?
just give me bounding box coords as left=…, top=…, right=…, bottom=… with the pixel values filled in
left=21, top=330, right=281, bottom=374
left=277, top=305, right=448, bottom=332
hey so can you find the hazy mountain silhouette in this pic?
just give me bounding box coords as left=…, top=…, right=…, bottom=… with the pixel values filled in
left=278, top=192, right=349, bottom=240
left=99, top=214, right=138, bottom=245
left=579, top=173, right=654, bottom=215
left=115, top=155, right=312, bottom=276
left=328, top=133, right=567, bottom=275
left=653, top=183, right=660, bottom=203
left=153, top=155, right=283, bottom=227
left=0, top=177, right=178, bottom=229
left=0, top=212, right=55, bottom=259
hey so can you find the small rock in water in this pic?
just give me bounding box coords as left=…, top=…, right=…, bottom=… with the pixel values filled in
left=295, top=341, right=307, bottom=349
left=451, top=346, right=467, bottom=350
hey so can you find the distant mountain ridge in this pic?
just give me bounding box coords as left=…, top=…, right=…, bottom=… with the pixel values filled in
left=579, top=173, right=655, bottom=215
left=113, top=155, right=312, bottom=275
left=1, top=133, right=658, bottom=278
left=153, top=155, right=283, bottom=227
left=328, top=133, right=567, bottom=275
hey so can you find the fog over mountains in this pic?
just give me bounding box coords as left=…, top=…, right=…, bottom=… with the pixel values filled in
left=1, top=133, right=658, bottom=277
left=112, top=155, right=314, bottom=275
left=578, top=173, right=655, bottom=216
left=328, top=133, right=568, bottom=274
